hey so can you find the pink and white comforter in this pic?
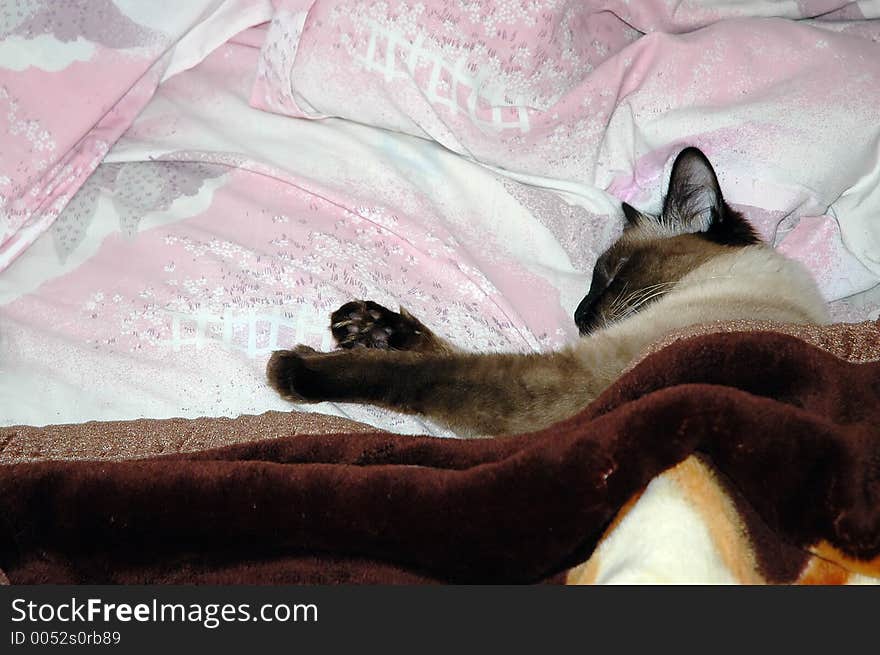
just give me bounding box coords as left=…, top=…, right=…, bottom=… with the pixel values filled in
left=2, top=0, right=879, bottom=435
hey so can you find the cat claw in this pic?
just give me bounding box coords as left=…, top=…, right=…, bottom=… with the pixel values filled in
left=330, top=300, right=423, bottom=350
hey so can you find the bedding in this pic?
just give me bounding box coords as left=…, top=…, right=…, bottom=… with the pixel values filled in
left=0, top=0, right=274, bottom=271
left=2, top=322, right=879, bottom=584
left=254, top=0, right=880, bottom=289
left=1, top=1, right=879, bottom=584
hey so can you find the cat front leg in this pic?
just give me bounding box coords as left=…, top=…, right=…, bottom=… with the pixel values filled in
left=266, top=345, right=597, bottom=436
left=267, top=299, right=603, bottom=435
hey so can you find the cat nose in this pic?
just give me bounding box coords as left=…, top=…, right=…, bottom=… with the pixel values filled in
left=574, top=289, right=602, bottom=335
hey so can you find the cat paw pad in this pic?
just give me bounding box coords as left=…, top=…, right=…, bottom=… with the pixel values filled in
left=330, top=300, right=424, bottom=350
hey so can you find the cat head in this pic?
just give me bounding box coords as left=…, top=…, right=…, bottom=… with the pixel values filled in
left=574, top=147, right=761, bottom=335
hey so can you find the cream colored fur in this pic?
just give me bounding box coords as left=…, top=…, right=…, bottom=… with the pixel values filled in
left=570, top=245, right=829, bottom=401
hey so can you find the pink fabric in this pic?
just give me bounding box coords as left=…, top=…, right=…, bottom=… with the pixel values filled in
left=251, top=1, right=878, bottom=180
left=250, top=1, right=880, bottom=285
left=0, top=0, right=273, bottom=271
left=1, top=55, right=163, bottom=268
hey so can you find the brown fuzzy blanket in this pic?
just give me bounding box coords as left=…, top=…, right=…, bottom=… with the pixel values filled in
left=1, top=321, right=878, bottom=584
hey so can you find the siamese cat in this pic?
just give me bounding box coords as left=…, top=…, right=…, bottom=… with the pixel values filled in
left=266, top=147, right=828, bottom=436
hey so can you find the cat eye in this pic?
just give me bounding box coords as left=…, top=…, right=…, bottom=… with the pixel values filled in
left=574, top=253, right=630, bottom=334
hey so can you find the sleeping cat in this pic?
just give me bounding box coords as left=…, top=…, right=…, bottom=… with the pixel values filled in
left=266, top=147, right=828, bottom=436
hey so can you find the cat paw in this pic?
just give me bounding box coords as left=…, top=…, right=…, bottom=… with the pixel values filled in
left=266, top=346, right=324, bottom=403
left=330, top=300, right=426, bottom=350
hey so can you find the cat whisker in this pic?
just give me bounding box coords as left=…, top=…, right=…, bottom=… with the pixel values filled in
left=605, top=280, right=682, bottom=324
left=606, top=280, right=630, bottom=316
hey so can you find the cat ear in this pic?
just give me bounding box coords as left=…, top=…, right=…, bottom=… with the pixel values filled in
left=661, top=147, right=723, bottom=235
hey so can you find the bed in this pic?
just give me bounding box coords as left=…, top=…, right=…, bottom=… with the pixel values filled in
left=1, top=0, right=878, bottom=584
